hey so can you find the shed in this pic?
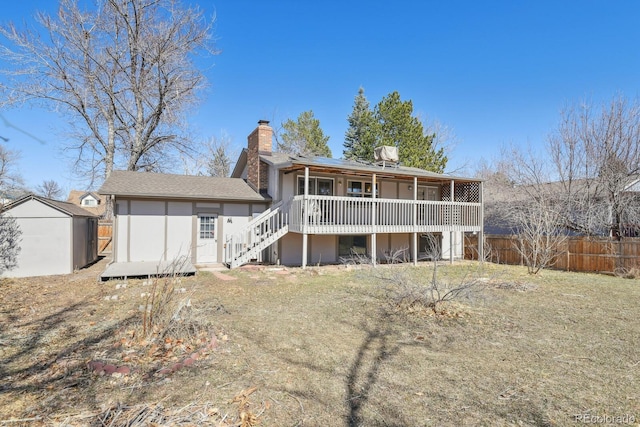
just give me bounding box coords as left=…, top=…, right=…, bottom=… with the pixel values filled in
left=1, top=194, right=99, bottom=278
left=97, top=170, right=270, bottom=280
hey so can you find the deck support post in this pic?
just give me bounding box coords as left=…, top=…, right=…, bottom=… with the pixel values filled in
left=412, top=176, right=418, bottom=266
left=302, top=166, right=309, bottom=269
left=450, top=180, right=455, bottom=265
left=371, top=173, right=377, bottom=267
left=478, top=181, right=484, bottom=264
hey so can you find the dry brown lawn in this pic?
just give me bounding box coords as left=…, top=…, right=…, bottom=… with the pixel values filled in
left=0, top=258, right=638, bottom=426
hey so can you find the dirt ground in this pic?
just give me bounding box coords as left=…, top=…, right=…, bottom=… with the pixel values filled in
left=1, top=258, right=639, bottom=426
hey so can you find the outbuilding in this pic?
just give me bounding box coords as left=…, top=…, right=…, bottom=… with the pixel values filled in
left=1, top=194, right=99, bottom=278
left=97, top=170, right=270, bottom=279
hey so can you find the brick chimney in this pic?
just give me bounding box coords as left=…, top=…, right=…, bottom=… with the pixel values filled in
left=247, top=120, right=273, bottom=194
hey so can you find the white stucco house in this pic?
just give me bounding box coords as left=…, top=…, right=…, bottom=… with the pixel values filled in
left=98, top=120, right=484, bottom=276
left=1, top=194, right=99, bottom=278
left=227, top=120, right=484, bottom=267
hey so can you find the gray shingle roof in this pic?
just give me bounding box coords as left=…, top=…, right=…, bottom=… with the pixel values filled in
left=2, top=194, right=98, bottom=217
left=98, top=170, right=268, bottom=202
left=260, top=153, right=480, bottom=182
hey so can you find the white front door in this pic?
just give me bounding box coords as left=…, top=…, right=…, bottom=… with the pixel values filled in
left=197, top=214, right=218, bottom=263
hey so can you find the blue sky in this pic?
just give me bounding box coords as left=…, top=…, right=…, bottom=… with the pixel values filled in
left=1, top=0, right=639, bottom=194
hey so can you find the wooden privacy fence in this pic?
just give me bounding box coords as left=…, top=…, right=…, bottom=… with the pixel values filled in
left=465, top=234, right=640, bottom=274
left=98, top=220, right=113, bottom=254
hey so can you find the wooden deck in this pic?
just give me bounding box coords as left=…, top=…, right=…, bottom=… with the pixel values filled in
left=100, top=259, right=197, bottom=281
left=288, top=195, right=482, bottom=234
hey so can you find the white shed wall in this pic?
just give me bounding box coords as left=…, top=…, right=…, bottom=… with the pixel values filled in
left=129, top=200, right=165, bottom=262
left=115, top=200, right=129, bottom=262
left=166, top=202, right=193, bottom=261
left=4, top=216, right=72, bottom=277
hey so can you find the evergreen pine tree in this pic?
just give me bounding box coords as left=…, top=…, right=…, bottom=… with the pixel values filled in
left=278, top=110, right=332, bottom=157
left=373, top=91, right=447, bottom=173
left=343, top=87, right=377, bottom=161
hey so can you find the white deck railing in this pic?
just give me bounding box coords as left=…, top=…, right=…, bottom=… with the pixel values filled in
left=289, top=195, right=481, bottom=234
left=224, top=199, right=289, bottom=268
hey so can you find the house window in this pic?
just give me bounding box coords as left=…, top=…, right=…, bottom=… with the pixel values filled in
left=418, top=186, right=439, bottom=201
left=81, top=197, right=98, bottom=206
left=297, top=176, right=334, bottom=196
left=347, top=180, right=378, bottom=197
left=338, top=235, right=367, bottom=256
left=199, top=216, right=216, bottom=239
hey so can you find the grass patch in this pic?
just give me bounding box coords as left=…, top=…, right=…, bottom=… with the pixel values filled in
left=0, top=260, right=638, bottom=425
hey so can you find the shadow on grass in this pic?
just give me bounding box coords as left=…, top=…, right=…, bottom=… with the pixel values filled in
left=0, top=298, right=137, bottom=415
left=345, top=319, right=402, bottom=427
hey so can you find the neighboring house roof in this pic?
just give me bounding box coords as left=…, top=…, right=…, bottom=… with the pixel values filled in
left=259, top=153, right=480, bottom=183
left=1, top=194, right=98, bottom=217
left=67, top=190, right=107, bottom=217
left=98, top=170, right=270, bottom=202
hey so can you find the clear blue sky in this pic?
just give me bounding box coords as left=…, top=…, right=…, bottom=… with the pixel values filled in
left=1, top=0, right=639, bottom=194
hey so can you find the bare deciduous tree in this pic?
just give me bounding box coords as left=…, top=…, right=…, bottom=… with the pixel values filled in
left=510, top=199, right=567, bottom=274
left=0, top=144, right=23, bottom=198
left=0, top=0, right=217, bottom=185
left=483, top=146, right=568, bottom=273
left=178, top=133, right=237, bottom=177
left=0, top=213, right=21, bottom=275
left=548, top=96, right=640, bottom=237
left=206, top=134, right=236, bottom=178
left=35, top=179, right=64, bottom=200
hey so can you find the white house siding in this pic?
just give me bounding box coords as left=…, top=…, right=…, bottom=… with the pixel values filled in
left=268, top=166, right=279, bottom=201
left=309, top=235, right=337, bottom=265
left=128, top=200, right=166, bottom=262
left=115, top=200, right=129, bottom=262
left=2, top=200, right=72, bottom=277
left=279, top=233, right=303, bottom=265
left=166, top=202, right=192, bottom=261
left=441, top=231, right=463, bottom=259
left=221, top=203, right=250, bottom=246
left=380, top=181, right=397, bottom=199
left=282, top=173, right=295, bottom=200
left=374, top=233, right=392, bottom=261
left=398, top=183, right=414, bottom=200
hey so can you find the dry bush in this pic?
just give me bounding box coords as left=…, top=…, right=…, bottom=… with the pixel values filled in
left=383, top=246, right=410, bottom=264
left=379, top=265, right=485, bottom=318
left=614, top=265, right=640, bottom=279
left=339, top=248, right=373, bottom=266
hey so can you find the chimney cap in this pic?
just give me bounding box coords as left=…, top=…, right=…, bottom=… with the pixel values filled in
left=258, top=119, right=270, bottom=125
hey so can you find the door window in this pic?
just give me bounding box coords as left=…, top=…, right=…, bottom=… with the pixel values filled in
left=199, top=215, right=216, bottom=239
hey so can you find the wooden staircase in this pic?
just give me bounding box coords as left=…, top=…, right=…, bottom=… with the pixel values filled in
left=224, top=200, right=289, bottom=268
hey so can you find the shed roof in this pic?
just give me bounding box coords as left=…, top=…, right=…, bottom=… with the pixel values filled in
left=1, top=194, right=98, bottom=217
left=98, top=170, right=269, bottom=202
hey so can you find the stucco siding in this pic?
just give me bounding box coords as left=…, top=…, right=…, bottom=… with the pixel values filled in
left=166, top=202, right=192, bottom=261
left=279, top=233, right=303, bottom=265
left=129, top=200, right=165, bottom=262
left=380, top=181, right=397, bottom=199
left=4, top=217, right=72, bottom=277
left=310, top=235, right=337, bottom=264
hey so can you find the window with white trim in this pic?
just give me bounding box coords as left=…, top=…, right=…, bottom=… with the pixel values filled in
left=81, top=196, right=98, bottom=206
